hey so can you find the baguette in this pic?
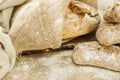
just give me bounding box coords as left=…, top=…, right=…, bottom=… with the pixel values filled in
left=72, top=41, right=120, bottom=72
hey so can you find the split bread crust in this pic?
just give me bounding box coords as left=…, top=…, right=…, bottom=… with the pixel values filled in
left=96, top=24, right=120, bottom=46
left=72, top=41, right=120, bottom=72
left=104, top=3, right=120, bottom=23
left=62, top=0, right=100, bottom=39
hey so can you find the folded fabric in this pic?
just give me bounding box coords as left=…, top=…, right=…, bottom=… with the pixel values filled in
left=9, top=0, right=66, bottom=54
left=0, top=0, right=26, bottom=10
left=0, top=7, right=14, bottom=32
left=0, top=27, right=16, bottom=79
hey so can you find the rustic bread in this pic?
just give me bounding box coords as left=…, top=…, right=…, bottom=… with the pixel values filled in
left=9, top=0, right=66, bottom=54
left=104, top=3, right=120, bottom=23
left=62, top=0, right=100, bottom=39
left=72, top=41, right=120, bottom=72
left=96, top=24, right=120, bottom=46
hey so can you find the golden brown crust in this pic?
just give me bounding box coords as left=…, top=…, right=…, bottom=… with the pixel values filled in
left=62, top=0, right=100, bottom=39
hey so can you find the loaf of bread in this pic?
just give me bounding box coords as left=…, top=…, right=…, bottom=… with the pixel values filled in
left=96, top=24, right=120, bottom=46
left=72, top=41, right=120, bottom=72
left=104, top=3, right=120, bottom=23
left=9, top=0, right=66, bottom=54
left=62, top=0, right=100, bottom=39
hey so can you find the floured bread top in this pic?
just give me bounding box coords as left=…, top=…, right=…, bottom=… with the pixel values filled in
left=9, top=0, right=64, bottom=54
left=104, top=3, right=120, bottom=23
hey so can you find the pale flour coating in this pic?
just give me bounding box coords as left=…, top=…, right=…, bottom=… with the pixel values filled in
left=72, top=41, right=120, bottom=72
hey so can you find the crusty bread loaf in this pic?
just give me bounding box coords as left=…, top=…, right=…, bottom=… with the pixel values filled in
left=62, top=0, right=100, bottom=39
left=104, top=3, right=120, bottom=23
left=72, top=41, right=120, bottom=72
left=9, top=0, right=65, bottom=54
left=96, top=24, right=120, bottom=46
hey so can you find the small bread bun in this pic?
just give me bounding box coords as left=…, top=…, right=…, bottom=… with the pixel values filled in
left=104, top=3, right=120, bottom=23
left=96, top=24, right=120, bottom=46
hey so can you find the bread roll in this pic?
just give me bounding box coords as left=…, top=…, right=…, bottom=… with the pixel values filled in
left=104, top=3, right=120, bottom=23
left=9, top=0, right=65, bottom=54
left=72, top=41, right=120, bottom=72
left=62, top=0, right=100, bottom=39
left=96, top=24, right=120, bottom=46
